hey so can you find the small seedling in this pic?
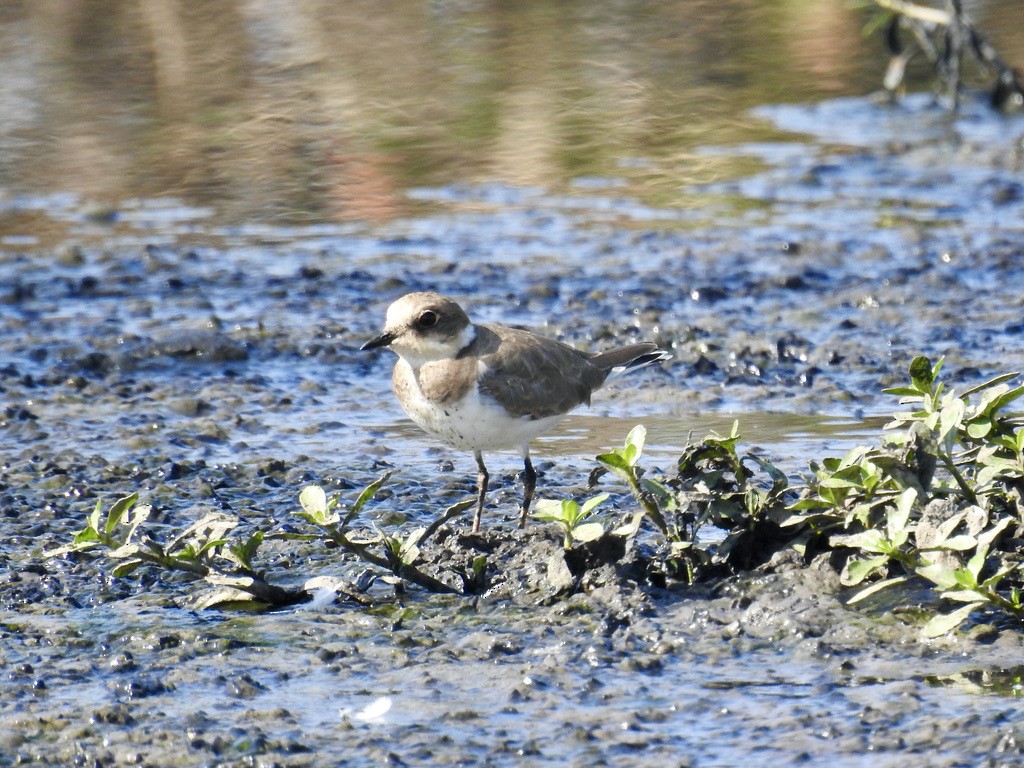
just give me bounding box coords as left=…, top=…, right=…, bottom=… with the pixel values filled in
left=596, top=425, right=670, bottom=536
left=533, top=493, right=609, bottom=548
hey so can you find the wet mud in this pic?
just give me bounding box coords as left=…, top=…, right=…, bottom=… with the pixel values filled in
left=3, top=95, right=1024, bottom=765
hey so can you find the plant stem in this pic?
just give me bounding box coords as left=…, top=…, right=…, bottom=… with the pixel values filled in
left=630, top=478, right=669, bottom=537
left=941, top=455, right=978, bottom=505
left=148, top=552, right=309, bottom=606
left=325, top=526, right=461, bottom=595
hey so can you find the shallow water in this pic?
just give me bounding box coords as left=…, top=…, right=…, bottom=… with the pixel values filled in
left=3, top=1, right=1024, bottom=766
left=8, top=571, right=1024, bottom=768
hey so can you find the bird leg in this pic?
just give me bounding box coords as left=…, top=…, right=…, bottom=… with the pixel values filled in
left=473, top=450, right=488, bottom=533
left=519, top=456, right=536, bottom=528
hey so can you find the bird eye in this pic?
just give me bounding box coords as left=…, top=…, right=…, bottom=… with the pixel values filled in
left=417, top=310, right=439, bottom=329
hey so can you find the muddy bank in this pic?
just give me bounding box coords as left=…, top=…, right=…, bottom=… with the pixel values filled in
left=4, top=553, right=1024, bottom=766
left=3, top=94, right=1024, bottom=765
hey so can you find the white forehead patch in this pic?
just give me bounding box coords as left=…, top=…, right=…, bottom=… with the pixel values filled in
left=384, top=296, right=416, bottom=330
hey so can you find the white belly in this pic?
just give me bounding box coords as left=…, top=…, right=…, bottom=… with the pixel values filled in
left=402, top=384, right=564, bottom=454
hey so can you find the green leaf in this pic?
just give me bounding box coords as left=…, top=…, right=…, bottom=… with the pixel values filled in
left=775, top=510, right=821, bottom=527
left=399, top=527, right=426, bottom=564
left=922, top=602, right=983, bottom=638
left=229, top=531, right=264, bottom=569
left=981, top=565, right=1016, bottom=590
left=787, top=498, right=831, bottom=512
left=966, top=548, right=987, bottom=581
left=886, top=529, right=909, bottom=551
left=144, top=539, right=166, bottom=557
left=953, top=568, right=979, bottom=590
left=847, top=575, right=909, bottom=605
left=923, top=534, right=977, bottom=552
left=265, top=531, right=320, bottom=542
left=167, top=513, right=239, bottom=557
left=832, top=529, right=888, bottom=554
left=882, top=386, right=925, bottom=398
left=909, top=356, right=936, bottom=392
left=841, top=554, right=889, bottom=586
left=976, top=516, right=1012, bottom=553
left=639, top=478, right=674, bottom=507
left=73, top=527, right=102, bottom=545
left=124, top=504, right=152, bottom=544
left=349, top=471, right=394, bottom=519
left=966, top=418, right=993, bottom=440
left=299, top=486, right=329, bottom=516
left=111, top=559, right=145, bottom=578
left=298, top=486, right=338, bottom=527
left=378, top=532, right=401, bottom=561
left=818, top=476, right=862, bottom=490
left=191, top=587, right=269, bottom=612
left=938, top=396, right=966, bottom=451
left=572, top=522, right=605, bottom=542
left=917, top=562, right=959, bottom=590
left=887, top=487, right=916, bottom=536
left=579, top=493, right=610, bottom=517
left=106, top=493, right=139, bottom=535
left=748, top=453, right=789, bottom=491
left=596, top=451, right=631, bottom=476
left=44, top=541, right=93, bottom=557
left=991, top=385, right=1024, bottom=413
left=472, top=555, right=487, bottom=577
left=532, top=498, right=570, bottom=523
left=960, top=372, right=1020, bottom=399
left=107, top=543, right=141, bottom=559
left=941, top=588, right=987, bottom=604
left=624, top=425, right=647, bottom=466
left=88, top=499, right=103, bottom=533
left=565, top=499, right=586, bottom=525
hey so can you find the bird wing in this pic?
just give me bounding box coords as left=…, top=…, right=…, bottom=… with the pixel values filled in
left=474, top=325, right=606, bottom=419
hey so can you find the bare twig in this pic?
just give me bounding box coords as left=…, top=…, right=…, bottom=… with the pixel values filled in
left=871, top=0, right=1024, bottom=111
left=873, top=0, right=949, bottom=25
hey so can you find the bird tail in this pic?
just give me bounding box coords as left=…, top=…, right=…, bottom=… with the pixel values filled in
left=591, top=343, right=671, bottom=380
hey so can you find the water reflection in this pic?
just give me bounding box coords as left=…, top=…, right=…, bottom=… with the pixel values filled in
left=380, top=410, right=890, bottom=472
left=0, top=0, right=991, bottom=226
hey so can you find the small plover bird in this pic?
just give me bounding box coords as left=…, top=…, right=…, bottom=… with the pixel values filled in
left=361, top=291, right=670, bottom=532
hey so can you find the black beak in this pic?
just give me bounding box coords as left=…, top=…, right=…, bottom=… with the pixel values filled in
left=361, top=331, right=396, bottom=351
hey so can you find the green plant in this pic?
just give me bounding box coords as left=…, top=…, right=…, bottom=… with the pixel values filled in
left=833, top=486, right=918, bottom=592
left=533, top=493, right=609, bottom=548
left=285, top=476, right=469, bottom=594
left=46, top=493, right=306, bottom=609
left=672, top=420, right=791, bottom=567
left=804, top=356, right=1024, bottom=636
left=596, top=425, right=671, bottom=537
left=590, top=421, right=791, bottom=582
left=573, top=356, right=1024, bottom=636
left=48, top=473, right=478, bottom=608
